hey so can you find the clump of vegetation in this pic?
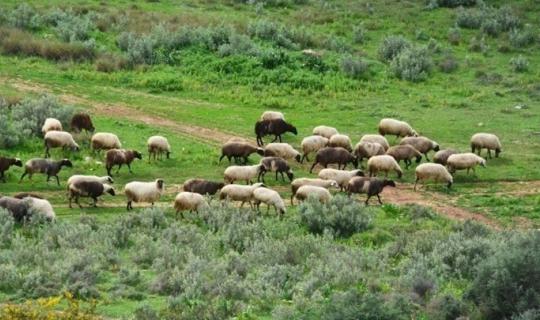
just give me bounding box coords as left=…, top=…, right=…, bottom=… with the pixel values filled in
left=341, top=56, right=371, bottom=79
left=510, top=55, right=529, bottom=73
left=438, top=54, right=459, bottom=73
left=435, top=0, right=477, bottom=8
left=378, top=35, right=411, bottom=62
left=391, top=46, right=433, bottom=82
left=447, top=27, right=461, bottom=45
left=353, top=24, right=368, bottom=44
left=6, top=3, right=41, bottom=30
left=298, top=195, right=372, bottom=238
left=509, top=26, right=537, bottom=48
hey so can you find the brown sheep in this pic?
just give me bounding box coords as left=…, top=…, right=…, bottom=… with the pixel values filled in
left=0, top=157, right=22, bottom=183
left=183, top=179, right=225, bottom=196
left=70, top=113, right=95, bottom=133
left=105, top=149, right=142, bottom=177
left=386, top=145, right=423, bottom=169
left=433, top=149, right=459, bottom=166
left=400, top=136, right=440, bottom=161
left=309, top=147, right=358, bottom=173
left=220, top=142, right=264, bottom=164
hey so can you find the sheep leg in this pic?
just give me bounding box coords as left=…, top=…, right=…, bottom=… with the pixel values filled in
left=377, top=194, right=383, bottom=205
left=126, top=201, right=132, bottom=211
left=271, top=135, right=278, bottom=143
left=106, top=166, right=113, bottom=177
left=280, top=172, right=285, bottom=181
left=116, top=164, right=122, bottom=174
left=487, top=149, right=492, bottom=159
left=424, top=153, right=430, bottom=161
left=127, top=163, right=133, bottom=173
left=365, top=195, right=370, bottom=206
left=414, top=178, right=419, bottom=191
left=76, top=195, right=83, bottom=209
left=44, top=146, right=50, bottom=158
left=55, top=175, right=60, bottom=186
left=0, top=172, right=4, bottom=183
left=92, top=197, right=98, bottom=207
left=267, top=204, right=270, bottom=215
left=240, top=201, right=245, bottom=208
left=309, top=162, right=318, bottom=174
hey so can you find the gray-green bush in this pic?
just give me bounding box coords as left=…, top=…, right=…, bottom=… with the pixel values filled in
left=378, top=35, right=411, bottom=62
left=391, top=46, right=433, bottom=82
left=341, top=56, right=370, bottom=79
left=510, top=55, right=529, bottom=73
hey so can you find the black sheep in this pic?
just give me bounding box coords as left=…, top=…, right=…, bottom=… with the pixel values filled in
left=347, top=177, right=396, bottom=205
left=70, top=112, right=95, bottom=133
left=0, top=157, right=22, bottom=182
left=258, top=157, right=294, bottom=182
left=255, top=119, right=297, bottom=146
left=20, top=158, right=73, bottom=186
left=183, top=178, right=225, bottom=196
left=69, top=180, right=116, bottom=208
left=219, top=142, right=264, bottom=164
left=309, top=147, right=358, bottom=173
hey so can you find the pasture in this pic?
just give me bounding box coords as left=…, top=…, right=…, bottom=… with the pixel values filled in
left=0, top=0, right=540, bottom=318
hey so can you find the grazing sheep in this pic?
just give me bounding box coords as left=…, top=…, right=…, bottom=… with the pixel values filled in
left=301, top=135, right=329, bottom=163
left=328, top=134, right=353, bottom=151
left=260, top=111, right=285, bottom=121
left=295, top=185, right=332, bottom=203
left=0, top=157, right=22, bottom=182
left=386, top=145, right=423, bottom=169
left=378, top=118, right=417, bottom=138
left=290, top=178, right=339, bottom=204
left=312, top=125, right=339, bottom=139
left=414, top=163, right=453, bottom=191
left=359, top=134, right=390, bottom=151
left=400, top=136, right=440, bottom=161
left=124, top=179, right=164, bottom=211
left=67, top=175, right=114, bottom=188
left=253, top=187, right=286, bottom=216
left=41, top=118, right=62, bottom=135
left=105, top=149, right=142, bottom=177
left=147, top=136, right=171, bottom=161
left=224, top=164, right=264, bottom=184
left=263, top=143, right=302, bottom=163
left=258, top=157, right=293, bottom=182
left=20, top=158, right=73, bottom=186
left=353, top=141, right=385, bottom=164
left=69, top=181, right=115, bottom=208
left=347, top=177, right=396, bottom=205
left=318, top=168, right=364, bottom=191
left=446, top=153, right=486, bottom=174
left=433, top=149, right=459, bottom=166
left=183, top=179, right=224, bottom=196
left=471, top=133, right=502, bottom=159
left=0, top=196, right=55, bottom=222
left=219, top=182, right=265, bottom=208
left=220, top=142, right=264, bottom=164
left=70, top=112, right=95, bottom=133
left=309, top=147, right=358, bottom=173
left=174, top=192, right=208, bottom=214
left=91, top=132, right=122, bottom=152
left=44, top=131, right=80, bottom=158
left=367, top=155, right=403, bottom=178
left=255, top=119, right=297, bottom=146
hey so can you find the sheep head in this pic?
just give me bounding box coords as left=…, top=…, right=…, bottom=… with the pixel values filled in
left=156, top=179, right=164, bottom=190
left=14, top=158, right=23, bottom=167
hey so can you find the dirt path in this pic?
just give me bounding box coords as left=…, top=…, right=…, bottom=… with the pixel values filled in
left=3, top=77, right=251, bottom=145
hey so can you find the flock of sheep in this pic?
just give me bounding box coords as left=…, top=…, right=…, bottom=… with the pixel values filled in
left=0, top=109, right=502, bottom=221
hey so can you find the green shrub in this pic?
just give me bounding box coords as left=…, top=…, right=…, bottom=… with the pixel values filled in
left=7, top=3, right=41, bottom=30
left=456, top=8, right=485, bottom=29
left=511, top=310, right=540, bottom=320
left=496, top=6, right=522, bottom=31
left=509, top=26, right=537, bottom=48
left=468, top=35, right=488, bottom=53
left=468, top=232, right=540, bottom=319
left=428, top=295, right=467, bottom=320
left=378, top=35, right=411, bottom=62
left=436, top=0, right=476, bottom=8
left=55, top=13, right=95, bottom=42
left=391, top=46, right=432, bottom=82
left=510, top=55, right=529, bottom=73
left=353, top=24, right=368, bottom=44
left=481, top=18, right=501, bottom=37
left=341, top=56, right=371, bottom=79
left=447, top=27, right=461, bottom=45
left=258, top=48, right=289, bottom=69
left=217, top=34, right=259, bottom=57
left=298, top=195, right=372, bottom=238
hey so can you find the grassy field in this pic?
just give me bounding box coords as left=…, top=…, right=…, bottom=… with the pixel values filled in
left=1, top=0, right=540, bottom=318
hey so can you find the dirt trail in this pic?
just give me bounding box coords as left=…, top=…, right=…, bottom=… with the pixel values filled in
left=2, top=76, right=535, bottom=229
left=4, top=77, right=251, bottom=145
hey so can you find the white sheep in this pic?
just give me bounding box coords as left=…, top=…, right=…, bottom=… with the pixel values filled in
left=378, top=118, right=417, bottom=138
left=290, top=178, right=339, bottom=204
left=219, top=182, right=265, bottom=208
left=446, top=153, right=486, bottom=175
left=328, top=134, right=353, bottom=151
left=253, top=187, right=286, bottom=216
left=260, top=111, right=285, bottom=121
left=147, top=135, right=171, bottom=161
left=359, top=134, right=390, bottom=151
left=263, top=143, right=302, bottom=162
left=353, top=141, right=385, bottom=163
left=470, top=133, right=502, bottom=159
left=318, top=168, right=364, bottom=191
left=174, top=192, right=208, bottom=214
left=41, top=118, right=63, bottom=135
left=301, top=135, right=329, bottom=163
left=295, top=185, right=332, bottom=203
left=414, top=163, right=453, bottom=191
left=67, top=175, right=114, bottom=188
left=124, top=179, right=164, bottom=210
left=313, top=125, right=339, bottom=139
left=367, top=155, right=403, bottom=178
left=91, top=132, right=122, bottom=152
left=224, top=164, right=263, bottom=184
left=43, top=131, right=80, bottom=158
